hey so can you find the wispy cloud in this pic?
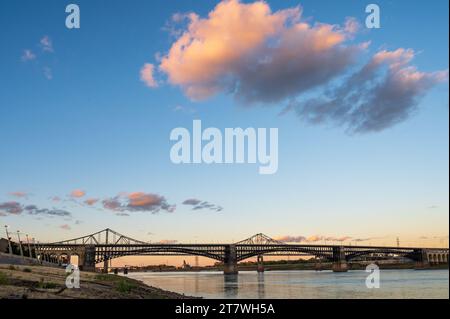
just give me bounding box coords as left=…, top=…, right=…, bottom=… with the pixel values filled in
left=8, top=191, right=30, bottom=198
left=40, top=35, right=53, bottom=52
left=43, top=67, right=52, bottom=80
left=182, top=198, right=223, bottom=212
left=102, top=192, right=176, bottom=214
left=140, top=63, right=158, bottom=88
left=21, top=49, right=36, bottom=62
left=0, top=202, right=23, bottom=215
left=157, top=239, right=178, bottom=244
left=84, top=198, right=99, bottom=206
left=0, top=201, right=71, bottom=218
left=276, top=235, right=357, bottom=243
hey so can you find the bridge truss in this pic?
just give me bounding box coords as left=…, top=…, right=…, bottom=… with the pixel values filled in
left=35, top=229, right=448, bottom=270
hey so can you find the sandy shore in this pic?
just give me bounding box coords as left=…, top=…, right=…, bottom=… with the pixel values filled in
left=0, top=264, right=198, bottom=299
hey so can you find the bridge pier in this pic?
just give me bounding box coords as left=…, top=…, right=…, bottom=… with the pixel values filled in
left=332, top=246, right=348, bottom=272
left=224, top=244, right=238, bottom=275
left=103, top=259, right=109, bottom=273
left=414, top=249, right=430, bottom=270
left=80, top=245, right=96, bottom=272
left=257, top=255, right=264, bottom=273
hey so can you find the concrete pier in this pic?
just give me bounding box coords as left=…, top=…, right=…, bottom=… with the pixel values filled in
left=257, top=255, right=264, bottom=273
left=224, top=244, right=238, bottom=275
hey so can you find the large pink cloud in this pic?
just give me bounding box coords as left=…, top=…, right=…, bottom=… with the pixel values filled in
left=146, top=0, right=447, bottom=133
left=155, top=0, right=360, bottom=102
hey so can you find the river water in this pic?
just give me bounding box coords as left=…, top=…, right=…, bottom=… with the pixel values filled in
left=127, top=269, right=449, bottom=299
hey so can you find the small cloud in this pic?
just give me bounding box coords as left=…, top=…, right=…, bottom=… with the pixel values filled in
left=276, top=235, right=354, bottom=243
left=0, top=201, right=23, bottom=215
left=275, top=236, right=306, bottom=243
left=26, top=206, right=72, bottom=217
left=140, top=63, right=158, bottom=88
left=116, top=212, right=130, bottom=217
left=51, top=196, right=61, bottom=202
left=40, top=36, right=53, bottom=52
left=21, top=49, right=36, bottom=62
left=183, top=198, right=223, bottom=212
left=158, top=239, right=178, bottom=244
left=43, top=67, right=52, bottom=80
left=75, top=220, right=83, bottom=225
left=84, top=198, right=99, bottom=206
left=60, top=224, right=71, bottom=230
left=182, top=199, right=202, bottom=206
left=173, top=105, right=197, bottom=114
left=70, top=189, right=86, bottom=198
left=9, top=191, right=29, bottom=198
left=102, top=192, right=175, bottom=214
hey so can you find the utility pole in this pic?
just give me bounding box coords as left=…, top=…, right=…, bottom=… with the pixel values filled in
left=17, top=231, right=23, bottom=257
left=4, top=225, right=13, bottom=254
left=32, top=238, right=38, bottom=259
left=397, top=237, right=400, bottom=248
left=26, top=234, right=32, bottom=258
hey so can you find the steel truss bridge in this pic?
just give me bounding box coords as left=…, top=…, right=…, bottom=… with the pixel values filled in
left=34, top=229, right=449, bottom=274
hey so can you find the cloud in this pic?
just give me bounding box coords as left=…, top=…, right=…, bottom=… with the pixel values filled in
left=9, top=191, right=29, bottom=198
left=84, top=198, right=99, bottom=206
left=51, top=196, right=61, bottom=202
left=158, top=239, right=178, bottom=244
left=40, top=36, right=53, bottom=52
left=21, top=50, right=36, bottom=62
left=43, top=67, right=52, bottom=80
left=0, top=201, right=71, bottom=218
left=70, top=189, right=86, bottom=198
left=148, top=0, right=447, bottom=133
left=157, top=0, right=361, bottom=102
left=140, top=63, right=158, bottom=88
left=173, top=104, right=197, bottom=114
left=25, top=206, right=72, bottom=217
left=182, top=198, right=223, bottom=212
left=275, top=234, right=354, bottom=243
left=274, top=235, right=306, bottom=243
left=102, top=192, right=176, bottom=214
left=0, top=202, right=23, bottom=215
left=292, top=48, right=449, bottom=133
left=182, top=199, right=202, bottom=206
left=60, top=224, right=71, bottom=230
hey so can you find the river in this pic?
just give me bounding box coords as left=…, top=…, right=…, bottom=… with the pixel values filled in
left=126, top=269, right=449, bottom=299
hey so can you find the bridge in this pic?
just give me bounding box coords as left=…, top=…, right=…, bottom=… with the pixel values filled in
left=16, top=229, right=449, bottom=274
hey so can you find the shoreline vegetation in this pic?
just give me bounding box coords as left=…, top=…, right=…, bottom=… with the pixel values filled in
left=118, top=260, right=449, bottom=273
left=0, top=264, right=197, bottom=299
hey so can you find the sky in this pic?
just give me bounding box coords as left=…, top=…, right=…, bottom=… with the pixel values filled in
left=0, top=0, right=448, bottom=266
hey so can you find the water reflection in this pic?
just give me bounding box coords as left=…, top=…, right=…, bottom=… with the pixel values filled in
left=223, top=274, right=238, bottom=298
left=127, top=270, right=449, bottom=299
left=257, top=272, right=265, bottom=299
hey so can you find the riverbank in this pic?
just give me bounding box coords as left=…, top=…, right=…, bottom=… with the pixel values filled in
left=0, top=264, right=198, bottom=299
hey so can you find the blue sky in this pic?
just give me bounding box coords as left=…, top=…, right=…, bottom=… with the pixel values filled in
left=0, top=0, right=448, bottom=253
